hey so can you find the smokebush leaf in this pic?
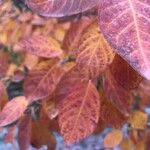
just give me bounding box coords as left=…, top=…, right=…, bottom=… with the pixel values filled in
left=110, top=55, right=143, bottom=90
left=24, top=60, right=68, bottom=102
left=26, top=0, right=100, bottom=17
left=0, top=81, right=8, bottom=111
left=18, top=115, right=31, bottom=150
left=99, top=90, right=127, bottom=128
left=0, top=51, right=9, bottom=78
left=19, top=35, right=62, bottom=58
left=103, top=69, right=132, bottom=116
left=58, top=80, right=100, bottom=144
left=63, top=17, right=94, bottom=53
left=72, top=21, right=114, bottom=78
left=0, top=96, right=28, bottom=127
left=98, top=0, right=150, bottom=80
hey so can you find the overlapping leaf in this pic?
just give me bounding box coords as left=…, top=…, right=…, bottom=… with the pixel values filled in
left=103, top=69, right=132, bottom=116
left=19, top=35, right=62, bottom=58
left=72, top=21, right=114, bottom=78
left=0, top=96, right=28, bottom=127
left=24, top=60, right=66, bottom=102
left=63, top=17, right=94, bottom=53
left=98, top=0, right=150, bottom=80
left=55, top=65, right=96, bottom=102
left=99, top=90, right=127, bottom=128
left=26, top=0, right=100, bottom=17
left=31, top=108, right=56, bottom=149
left=58, top=80, right=100, bottom=144
left=110, top=55, right=143, bottom=90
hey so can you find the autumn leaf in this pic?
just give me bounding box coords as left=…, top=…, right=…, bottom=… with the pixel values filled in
left=103, top=69, right=132, bottom=116
left=72, top=21, right=114, bottom=78
left=0, top=96, right=28, bottom=127
left=0, top=51, right=9, bottom=78
left=128, top=111, right=148, bottom=129
left=110, top=55, right=143, bottom=90
left=0, top=81, right=8, bottom=111
left=99, top=90, right=127, bottom=128
left=18, top=115, right=31, bottom=150
left=19, top=34, right=63, bottom=58
left=104, top=129, right=123, bottom=148
left=63, top=17, right=94, bottom=53
left=55, top=65, right=96, bottom=102
left=24, top=60, right=67, bottom=102
left=98, top=0, right=150, bottom=80
left=26, top=0, right=100, bottom=17
left=31, top=108, right=56, bottom=149
left=58, top=80, right=100, bottom=144
left=4, top=126, right=17, bottom=149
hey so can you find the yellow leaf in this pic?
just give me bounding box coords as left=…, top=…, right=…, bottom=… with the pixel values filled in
left=104, top=129, right=123, bottom=148
left=128, top=111, right=148, bottom=129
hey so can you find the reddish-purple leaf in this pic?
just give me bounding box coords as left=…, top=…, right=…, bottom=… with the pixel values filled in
left=110, top=55, right=143, bottom=90
left=0, top=96, right=28, bottom=127
left=24, top=60, right=66, bottom=103
left=18, top=115, right=31, bottom=150
left=98, top=0, right=150, bottom=80
left=58, top=80, right=100, bottom=144
left=26, top=0, right=100, bottom=17
left=103, top=70, right=132, bottom=116
left=19, top=35, right=62, bottom=58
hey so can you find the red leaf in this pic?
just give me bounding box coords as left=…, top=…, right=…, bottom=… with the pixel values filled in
left=0, top=96, right=28, bottom=127
left=103, top=69, right=132, bottom=116
left=19, top=35, right=62, bottom=58
left=26, top=0, right=100, bottom=17
left=110, top=55, right=143, bottom=90
left=18, top=115, right=31, bottom=150
left=98, top=0, right=150, bottom=80
left=55, top=66, right=92, bottom=102
left=58, top=80, right=100, bottom=144
left=24, top=60, right=66, bottom=102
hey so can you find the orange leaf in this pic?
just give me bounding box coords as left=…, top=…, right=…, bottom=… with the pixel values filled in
left=0, top=81, right=8, bottom=111
left=104, top=129, right=123, bottom=148
left=58, top=80, right=100, bottom=144
left=0, top=51, right=9, bottom=78
left=72, top=21, right=114, bottom=77
left=99, top=90, right=127, bottom=128
left=0, top=96, right=28, bottom=127
left=19, top=34, right=62, bottom=58
left=128, top=111, right=148, bottom=129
